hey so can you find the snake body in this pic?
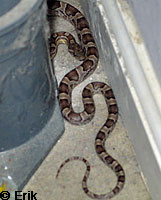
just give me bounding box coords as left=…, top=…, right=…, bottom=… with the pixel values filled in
left=48, top=1, right=125, bottom=199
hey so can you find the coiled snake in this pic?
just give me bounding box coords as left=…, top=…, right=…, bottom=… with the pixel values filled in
left=47, top=1, right=125, bottom=199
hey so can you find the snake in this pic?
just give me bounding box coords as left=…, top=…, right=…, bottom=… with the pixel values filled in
left=47, top=1, right=125, bottom=199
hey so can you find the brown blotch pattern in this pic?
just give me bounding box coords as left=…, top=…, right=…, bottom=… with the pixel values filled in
left=96, top=145, right=105, bottom=154
left=65, top=4, right=78, bottom=16
left=83, top=187, right=89, bottom=193
left=82, top=88, right=92, bottom=98
left=118, top=175, right=125, bottom=182
left=86, top=47, right=98, bottom=57
left=96, top=131, right=105, bottom=140
left=105, top=155, right=114, bottom=164
left=83, top=176, right=87, bottom=182
left=84, top=104, right=95, bottom=114
left=67, top=34, right=74, bottom=40
left=59, top=83, right=69, bottom=93
left=82, top=60, right=94, bottom=71
left=87, top=165, right=90, bottom=171
left=113, top=186, right=120, bottom=194
left=77, top=17, right=89, bottom=31
left=105, top=119, right=115, bottom=128
left=82, top=33, right=94, bottom=44
left=47, top=0, right=60, bottom=10
left=114, top=164, right=123, bottom=173
left=67, top=69, right=79, bottom=81
left=59, top=99, right=70, bottom=110
left=105, top=89, right=115, bottom=99
left=108, top=104, right=118, bottom=114
left=82, top=158, right=87, bottom=162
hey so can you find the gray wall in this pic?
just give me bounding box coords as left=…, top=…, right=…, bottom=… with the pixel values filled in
left=126, top=0, right=161, bottom=84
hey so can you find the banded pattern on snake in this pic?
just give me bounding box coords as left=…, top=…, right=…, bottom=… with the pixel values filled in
left=47, top=1, right=125, bottom=199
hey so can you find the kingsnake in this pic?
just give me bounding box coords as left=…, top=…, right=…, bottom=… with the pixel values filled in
left=47, top=1, right=125, bottom=199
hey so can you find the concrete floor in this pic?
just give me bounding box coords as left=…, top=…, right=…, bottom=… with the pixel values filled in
left=24, top=0, right=152, bottom=199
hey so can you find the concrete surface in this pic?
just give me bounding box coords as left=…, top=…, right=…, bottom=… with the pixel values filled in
left=24, top=0, right=151, bottom=199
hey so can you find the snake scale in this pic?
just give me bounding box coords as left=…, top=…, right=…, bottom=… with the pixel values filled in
left=47, top=0, right=125, bottom=199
